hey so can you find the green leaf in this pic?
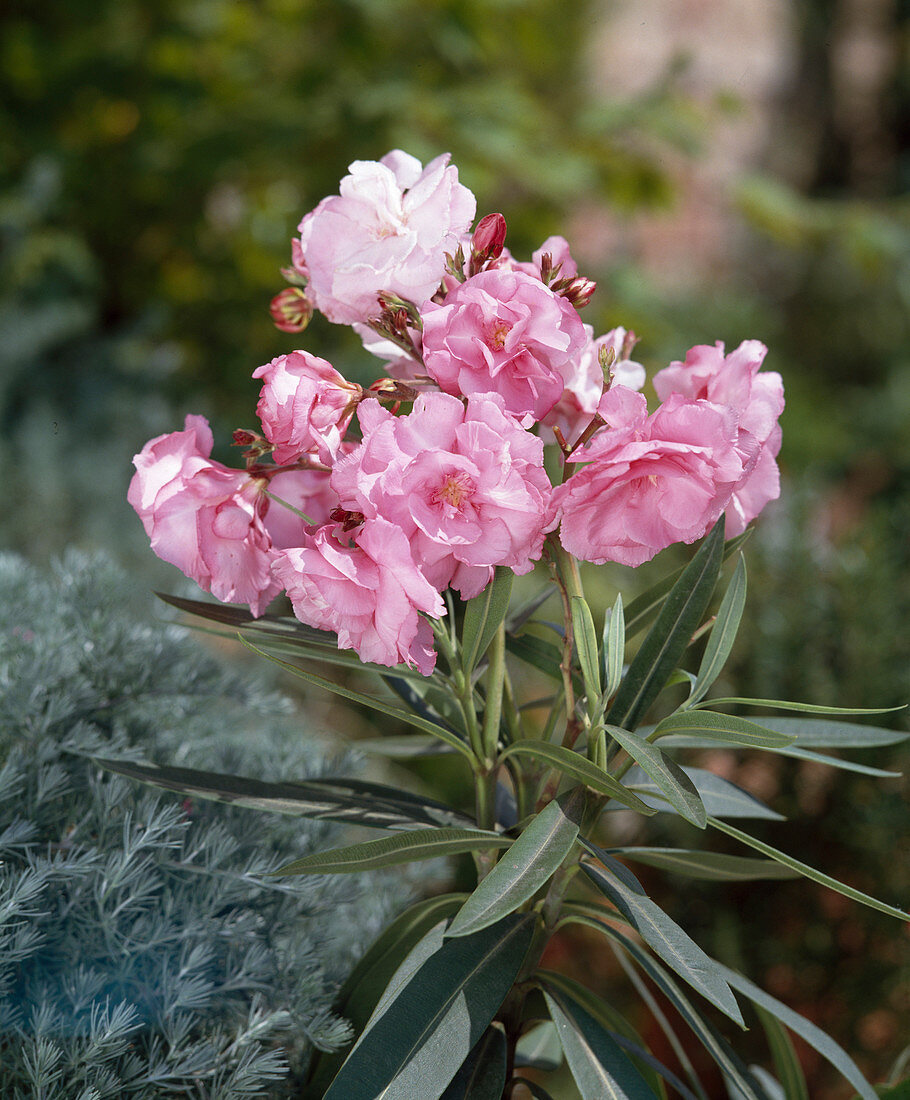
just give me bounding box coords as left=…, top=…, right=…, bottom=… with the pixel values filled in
left=306, top=894, right=466, bottom=1094
left=688, top=555, right=746, bottom=706
left=572, top=596, right=602, bottom=707
left=276, top=827, right=510, bottom=875
left=448, top=789, right=583, bottom=938
left=620, top=765, right=784, bottom=821
left=515, top=1021, right=563, bottom=1072
left=607, top=519, right=725, bottom=731
left=735, top=716, right=909, bottom=749
left=622, top=529, right=751, bottom=641
left=506, top=631, right=573, bottom=684
left=692, top=696, right=902, bottom=718
left=323, top=913, right=536, bottom=1100
left=462, top=567, right=513, bottom=677
left=603, top=594, right=625, bottom=702
left=538, top=972, right=679, bottom=1098
left=653, top=710, right=796, bottom=748
left=543, top=990, right=660, bottom=1099
left=506, top=584, right=556, bottom=633
left=755, top=1004, right=809, bottom=1100
left=241, top=638, right=474, bottom=759
left=512, top=1081, right=558, bottom=1100
left=708, top=818, right=909, bottom=921
left=357, top=735, right=457, bottom=758
left=602, top=724, right=706, bottom=828
left=580, top=843, right=744, bottom=1026
left=158, top=592, right=435, bottom=685
left=607, top=847, right=800, bottom=882
left=715, top=963, right=878, bottom=1100
left=93, top=757, right=472, bottom=831
left=560, top=914, right=765, bottom=1100
left=439, top=1025, right=507, bottom=1100
left=499, top=741, right=657, bottom=815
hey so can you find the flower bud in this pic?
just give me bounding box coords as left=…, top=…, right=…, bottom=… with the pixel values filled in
left=555, top=276, right=597, bottom=309
left=269, top=287, right=313, bottom=333
left=471, top=213, right=507, bottom=263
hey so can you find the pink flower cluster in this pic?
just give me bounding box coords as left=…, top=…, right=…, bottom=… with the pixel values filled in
left=130, top=150, right=784, bottom=673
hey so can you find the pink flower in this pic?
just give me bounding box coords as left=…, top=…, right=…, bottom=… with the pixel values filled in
left=541, top=325, right=645, bottom=446
left=253, top=350, right=361, bottom=465
left=653, top=340, right=784, bottom=535
left=271, top=518, right=445, bottom=674
left=293, top=151, right=476, bottom=325
left=554, top=387, right=744, bottom=567
left=128, top=416, right=339, bottom=615
left=331, top=392, right=552, bottom=598
left=420, top=268, right=587, bottom=423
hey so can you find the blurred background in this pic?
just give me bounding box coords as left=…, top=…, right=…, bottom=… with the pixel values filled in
left=2, top=0, right=907, bottom=1095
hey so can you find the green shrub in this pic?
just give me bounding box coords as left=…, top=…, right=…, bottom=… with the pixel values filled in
left=0, top=552, right=418, bottom=1098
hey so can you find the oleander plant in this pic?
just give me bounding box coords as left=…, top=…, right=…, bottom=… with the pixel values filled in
left=113, top=151, right=908, bottom=1099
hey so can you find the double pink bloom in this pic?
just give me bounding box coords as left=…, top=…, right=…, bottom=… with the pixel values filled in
left=129, top=150, right=785, bottom=674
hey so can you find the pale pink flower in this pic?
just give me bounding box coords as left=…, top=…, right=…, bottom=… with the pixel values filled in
left=293, top=151, right=476, bottom=325
left=128, top=416, right=340, bottom=614
left=128, top=416, right=280, bottom=614
left=253, top=350, right=361, bottom=466
left=420, top=268, right=587, bottom=423
left=331, top=392, right=551, bottom=598
left=653, top=340, right=784, bottom=534
left=554, top=387, right=744, bottom=567
left=271, top=518, right=445, bottom=674
left=541, top=326, right=645, bottom=445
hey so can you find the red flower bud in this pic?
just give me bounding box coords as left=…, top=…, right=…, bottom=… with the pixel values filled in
left=471, top=213, right=507, bottom=263
left=269, top=287, right=313, bottom=333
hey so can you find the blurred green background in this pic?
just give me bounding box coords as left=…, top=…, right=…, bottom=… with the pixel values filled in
left=2, top=0, right=908, bottom=1095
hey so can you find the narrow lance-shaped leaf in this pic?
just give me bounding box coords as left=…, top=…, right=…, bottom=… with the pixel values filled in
left=499, top=741, right=657, bottom=816
left=158, top=591, right=436, bottom=685
left=755, top=1005, right=810, bottom=1100
left=607, top=518, right=725, bottom=732
left=539, top=971, right=685, bottom=1099
left=622, top=528, right=751, bottom=641
left=241, top=638, right=474, bottom=759
left=690, top=696, right=902, bottom=718
left=462, top=567, right=513, bottom=676
left=305, top=894, right=467, bottom=1095
left=571, top=596, right=602, bottom=709
left=276, top=827, right=511, bottom=876
left=687, top=554, right=746, bottom=706
left=606, top=847, right=800, bottom=882
left=708, top=818, right=909, bottom=921
left=93, top=757, right=472, bottom=830
left=323, top=913, right=536, bottom=1100
left=439, top=1025, right=507, bottom=1100
left=602, top=724, right=706, bottom=828
left=543, top=989, right=660, bottom=1100
left=580, top=841, right=744, bottom=1027
left=603, top=593, right=625, bottom=702
left=618, top=764, right=785, bottom=821
left=447, top=788, right=584, bottom=938
left=558, top=913, right=765, bottom=1100
left=652, top=710, right=796, bottom=749
left=714, top=963, right=878, bottom=1100
left=729, top=715, right=909, bottom=748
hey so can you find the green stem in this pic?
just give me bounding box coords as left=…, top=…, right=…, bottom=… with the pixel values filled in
left=473, top=765, right=499, bottom=881
left=480, top=623, right=506, bottom=764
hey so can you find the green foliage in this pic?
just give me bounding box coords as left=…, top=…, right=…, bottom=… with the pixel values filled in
left=0, top=552, right=418, bottom=1097
left=147, top=522, right=906, bottom=1099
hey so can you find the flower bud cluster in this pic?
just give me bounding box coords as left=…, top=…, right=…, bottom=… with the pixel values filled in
left=130, top=150, right=784, bottom=674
